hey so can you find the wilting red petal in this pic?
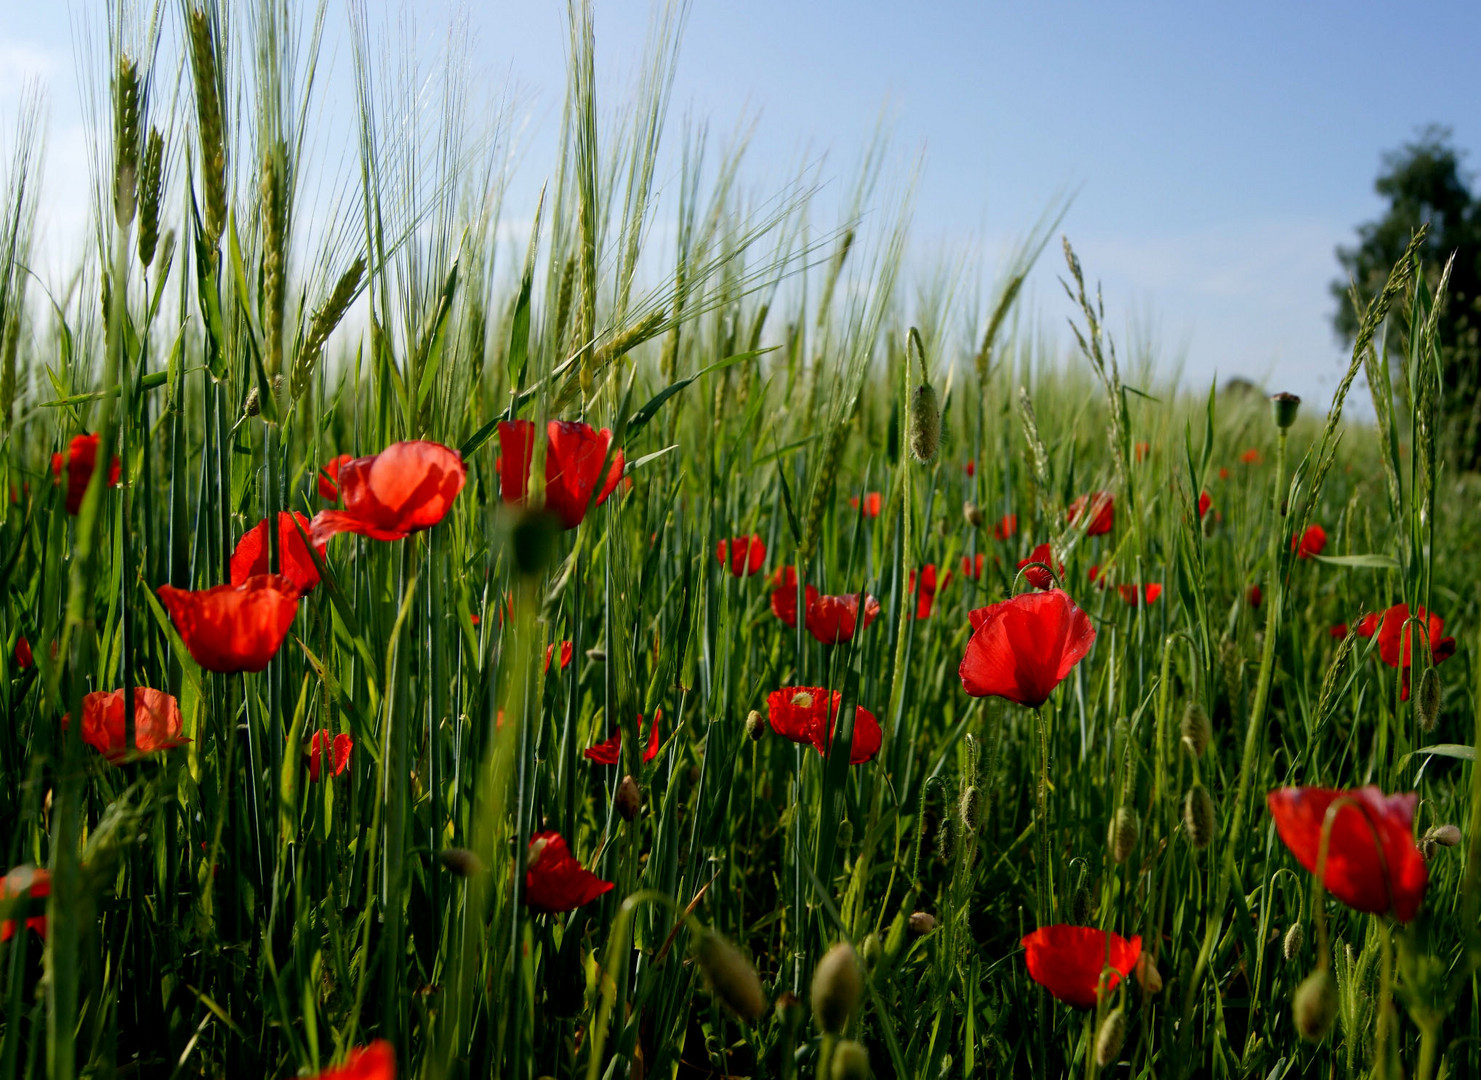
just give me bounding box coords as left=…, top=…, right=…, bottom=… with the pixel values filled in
left=1266, top=786, right=1427, bottom=922
left=0, top=866, right=50, bottom=942
left=805, top=591, right=881, bottom=644
left=1021, top=925, right=1141, bottom=1008
left=1017, top=543, right=1062, bottom=591
left=960, top=590, right=1096, bottom=707
left=230, top=512, right=325, bottom=595
left=1067, top=492, right=1114, bottom=536
left=717, top=534, right=766, bottom=577
left=318, top=454, right=354, bottom=501
left=1376, top=603, right=1453, bottom=669
left=766, top=687, right=881, bottom=763
left=1293, top=524, right=1327, bottom=559
left=158, top=574, right=300, bottom=673
left=544, top=421, right=625, bottom=529
left=545, top=640, right=574, bottom=672
left=583, top=711, right=662, bottom=765
left=305, top=1040, right=396, bottom=1080
left=53, top=434, right=121, bottom=515
left=63, top=687, right=188, bottom=762
left=310, top=441, right=466, bottom=544
left=525, top=831, right=614, bottom=913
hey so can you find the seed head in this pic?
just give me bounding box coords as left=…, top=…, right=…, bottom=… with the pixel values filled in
left=963, top=500, right=984, bottom=528
left=1424, top=823, right=1462, bottom=848
left=1180, top=702, right=1212, bottom=757
left=831, top=1040, right=871, bottom=1080
left=695, top=930, right=767, bottom=1021
left=811, top=942, right=862, bottom=1035
left=137, top=127, right=164, bottom=266
left=745, top=709, right=766, bottom=741
left=1184, top=783, right=1216, bottom=849
left=112, top=55, right=140, bottom=229
left=1292, top=967, right=1338, bottom=1042
left=908, top=911, right=936, bottom=935
left=1270, top=391, right=1301, bottom=430
left=1108, top=805, right=1138, bottom=863
left=1282, top=922, right=1304, bottom=961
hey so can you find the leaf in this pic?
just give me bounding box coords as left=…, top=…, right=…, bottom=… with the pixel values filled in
left=625, top=348, right=771, bottom=438
left=1413, top=743, right=1475, bottom=761
left=1310, top=553, right=1400, bottom=570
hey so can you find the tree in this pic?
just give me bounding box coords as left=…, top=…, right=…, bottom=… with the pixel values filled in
left=1332, top=126, right=1481, bottom=467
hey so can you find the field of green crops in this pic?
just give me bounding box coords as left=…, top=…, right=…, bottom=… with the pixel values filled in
left=0, top=3, right=1478, bottom=1079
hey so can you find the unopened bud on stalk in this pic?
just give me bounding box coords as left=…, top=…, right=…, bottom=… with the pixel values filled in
left=1184, top=783, right=1216, bottom=849
left=774, top=990, right=803, bottom=1022
left=1135, top=954, right=1162, bottom=996
left=1071, top=882, right=1094, bottom=925
left=811, top=942, right=862, bottom=1035
left=1425, top=823, right=1462, bottom=848
left=438, top=848, right=485, bottom=877
left=745, top=709, right=766, bottom=741
left=963, top=501, right=984, bottom=528
left=1293, top=967, right=1338, bottom=1042
left=959, top=786, right=981, bottom=833
left=1108, top=805, right=1138, bottom=863
left=831, top=1040, right=871, bottom=1080
left=1282, top=922, right=1304, bottom=961
left=1417, top=667, right=1442, bottom=732
left=695, top=929, right=767, bottom=1020
left=908, top=381, right=941, bottom=464
left=1271, top=392, right=1301, bottom=430
left=1095, top=1007, right=1127, bottom=1067
left=908, top=911, right=936, bottom=936
left=1181, top=702, right=1212, bottom=757
left=861, top=933, right=882, bottom=970
left=586, top=647, right=607, bottom=662
left=836, top=818, right=854, bottom=851
left=615, top=775, right=641, bottom=821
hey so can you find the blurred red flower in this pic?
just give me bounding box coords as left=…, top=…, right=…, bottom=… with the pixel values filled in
left=766, top=687, right=881, bottom=763
left=318, top=454, right=354, bottom=501
left=960, top=590, right=1096, bottom=708
left=14, top=636, right=31, bottom=670
left=1135, top=441, right=1150, bottom=462
left=158, top=574, right=300, bottom=673
left=51, top=433, right=121, bottom=515
left=717, top=534, right=766, bottom=577
left=1247, top=584, right=1263, bottom=609
left=65, top=687, right=188, bottom=761
left=1118, top=583, right=1162, bottom=607
left=960, top=552, right=985, bottom=580
left=1292, top=524, right=1327, bottom=559
left=310, top=441, right=466, bottom=544
left=1330, top=623, right=1348, bottom=638
left=525, top=831, right=614, bottom=913
left=545, top=640, right=574, bottom=672
left=909, top=564, right=949, bottom=619
left=309, top=731, right=353, bottom=782
left=1218, top=466, right=1230, bottom=480
left=849, top=492, right=882, bottom=519
left=305, top=1040, right=396, bottom=1080
left=993, top=513, right=1018, bottom=541
left=805, top=590, right=882, bottom=644
left=1067, top=491, right=1114, bottom=536
left=1197, top=491, right=1212, bottom=518
left=230, top=511, right=326, bottom=595
left=1017, top=542, right=1062, bottom=591
left=965, top=460, right=975, bottom=477
left=1266, top=786, right=1427, bottom=922
left=1376, top=603, right=1455, bottom=669
left=583, top=711, right=662, bottom=766
left=0, top=866, right=49, bottom=942
left=1241, top=448, right=1261, bottom=464
left=1020, top=925, right=1141, bottom=1008
left=497, top=419, right=626, bottom=530
left=769, top=566, right=807, bottom=628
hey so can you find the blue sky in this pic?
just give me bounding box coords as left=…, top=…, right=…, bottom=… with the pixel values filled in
left=2, top=1, right=1479, bottom=405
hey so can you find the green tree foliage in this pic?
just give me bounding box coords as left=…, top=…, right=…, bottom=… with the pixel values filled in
left=1333, top=126, right=1481, bottom=466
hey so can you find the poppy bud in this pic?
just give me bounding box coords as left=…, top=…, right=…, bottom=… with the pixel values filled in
left=1292, top=967, right=1337, bottom=1042
left=510, top=509, right=559, bottom=577
left=1270, top=391, right=1301, bottom=430
left=811, top=942, right=862, bottom=1035
left=1071, top=882, right=1094, bottom=925
left=1180, top=702, right=1212, bottom=757
left=908, top=911, right=936, bottom=936
left=963, top=501, right=984, bottom=528
left=774, top=989, right=803, bottom=1022
left=439, top=848, right=485, bottom=877
left=1095, top=1007, right=1127, bottom=1067
left=836, top=818, right=854, bottom=852
left=1135, top=954, right=1162, bottom=996
left=746, top=709, right=766, bottom=741
left=615, top=775, right=641, bottom=821
left=1425, top=823, right=1462, bottom=848
left=831, top=1040, right=870, bottom=1080
left=586, top=647, right=607, bottom=662
left=1282, top=922, right=1304, bottom=961
left=695, top=929, right=767, bottom=1020
left=861, top=933, right=882, bottom=970
left=1184, top=783, right=1216, bottom=849
left=959, top=786, right=981, bottom=833
left=908, top=383, right=941, bottom=465
left=1416, top=667, right=1441, bottom=732
left=1108, top=805, right=1138, bottom=864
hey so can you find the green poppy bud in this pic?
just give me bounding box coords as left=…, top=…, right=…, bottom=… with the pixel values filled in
left=1184, top=783, right=1216, bottom=849
left=1293, top=967, right=1337, bottom=1042
left=908, top=382, right=941, bottom=464
left=811, top=942, right=862, bottom=1035
left=1108, top=805, right=1138, bottom=864
left=695, top=930, right=767, bottom=1021
left=1095, top=1007, right=1127, bottom=1067
left=1282, top=922, right=1304, bottom=961
left=1180, top=702, right=1212, bottom=757
left=831, top=1039, right=871, bottom=1080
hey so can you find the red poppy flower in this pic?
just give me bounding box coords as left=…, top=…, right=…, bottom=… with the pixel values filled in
left=965, top=460, right=976, bottom=477
left=158, top=574, right=300, bottom=673
left=308, top=731, right=353, bottom=782
left=766, top=687, right=882, bottom=763
left=583, top=710, right=662, bottom=765
left=805, top=590, right=882, bottom=644
left=230, top=511, right=326, bottom=595
left=961, top=552, right=985, bottom=580
left=717, top=534, right=766, bottom=577
left=525, top=831, right=614, bottom=913
left=1330, top=623, right=1348, bottom=638
left=1218, top=466, right=1230, bottom=480
left=64, top=687, right=188, bottom=761
left=1356, top=613, right=1380, bottom=637
left=1247, top=584, right=1263, bottom=609
left=497, top=419, right=625, bottom=530
left=14, top=637, right=31, bottom=670
left=1020, top=925, right=1141, bottom=1008
left=1292, top=524, right=1327, bottom=559
left=1118, top=583, right=1162, bottom=607
left=1197, top=491, right=1212, bottom=518
left=1241, top=448, right=1261, bottom=464
left=849, top=492, right=883, bottom=519
left=309, top=441, right=466, bottom=544
left=960, top=589, right=1096, bottom=708
left=1017, top=543, right=1063, bottom=591
left=318, top=454, right=354, bottom=502
left=909, top=565, right=949, bottom=619
left=993, top=513, right=1018, bottom=541
left=1266, top=786, right=1427, bottom=922
left=1376, top=604, right=1455, bottom=669
left=306, top=1040, right=396, bottom=1080
left=1088, top=564, right=1102, bottom=586
left=51, top=434, right=121, bottom=515
left=0, top=866, right=49, bottom=942
left=770, top=566, right=809, bottom=628
left=545, top=640, right=574, bottom=672
left=1067, top=491, right=1114, bottom=536
left=1135, top=441, right=1150, bottom=462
